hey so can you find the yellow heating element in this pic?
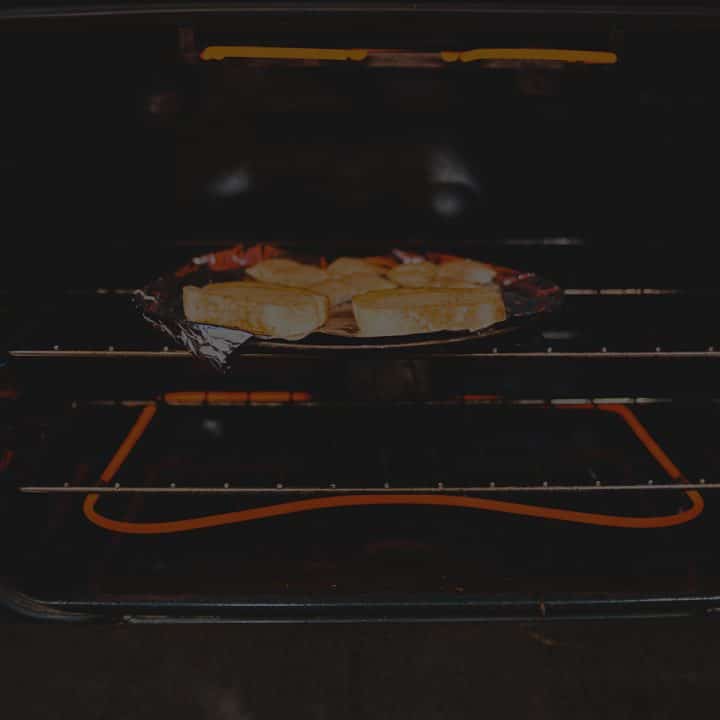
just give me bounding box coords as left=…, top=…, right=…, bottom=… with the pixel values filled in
left=201, top=46, right=368, bottom=61
left=200, top=46, right=617, bottom=65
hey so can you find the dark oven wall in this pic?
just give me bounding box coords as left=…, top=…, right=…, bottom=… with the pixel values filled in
left=3, top=5, right=720, bottom=624
left=1, top=11, right=720, bottom=293
left=0, top=22, right=178, bottom=293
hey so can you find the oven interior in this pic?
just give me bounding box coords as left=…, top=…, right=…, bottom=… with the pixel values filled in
left=2, top=7, right=720, bottom=622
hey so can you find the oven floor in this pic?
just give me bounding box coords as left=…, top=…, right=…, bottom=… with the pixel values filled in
left=4, top=404, right=720, bottom=617
left=1, top=619, right=720, bottom=719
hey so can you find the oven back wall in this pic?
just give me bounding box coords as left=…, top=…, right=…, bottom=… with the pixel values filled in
left=2, top=15, right=720, bottom=292
left=2, top=8, right=720, bottom=622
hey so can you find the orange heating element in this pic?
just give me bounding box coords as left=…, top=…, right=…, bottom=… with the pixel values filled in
left=200, top=46, right=617, bottom=65
left=83, top=399, right=703, bottom=534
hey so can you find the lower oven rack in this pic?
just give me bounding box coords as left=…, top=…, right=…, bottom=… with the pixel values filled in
left=11, top=397, right=707, bottom=539
left=4, top=395, right=720, bottom=622
left=23, top=483, right=715, bottom=494
left=16, top=395, right=716, bottom=495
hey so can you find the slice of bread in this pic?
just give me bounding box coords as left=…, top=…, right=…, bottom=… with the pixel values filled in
left=311, top=273, right=396, bottom=307
left=435, top=259, right=496, bottom=284
left=327, top=257, right=385, bottom=277
left=183, top=282, right=328, bottom=339
left=246, top=258, right=328, bottom=287
left=430, top=279, right=477, bottom=289
left=353, top=286, right=505, bottom=337
left=387, top=261, right=438, bottom=288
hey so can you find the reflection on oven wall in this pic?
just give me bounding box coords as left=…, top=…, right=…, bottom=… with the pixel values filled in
left=171, top=59, right=602, bottom=248
left=428, top=145, right=487, bottom=220
left=201, top=145, right=488, bottom=225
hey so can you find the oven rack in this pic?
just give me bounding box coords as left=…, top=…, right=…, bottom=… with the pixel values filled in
left=58, top=394, right=720, bottom=408
left=8, top=287, right=720, bottom=360
left=19, top=482, right=717, bottom=495
left=46, top=287, right=720, bottom=296
left=9, top=348, right=720, bottom=359
left=17, top=396, right=716, bottom=496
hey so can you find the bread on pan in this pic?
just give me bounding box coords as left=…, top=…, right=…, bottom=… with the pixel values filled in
left=312, top=273, right=396, bottom=307
left=352, top=286, right=505, bottom=337
left=430, top=279, right=477, bottom=289
left=183, top=282, right=328, bottom=339
left=435, top=259, right=496, bottom=284
left=327, top=257, right=385, bottom=277
left=387, top=261, right=437, bottom=288
left=246, top=258, right=328, bottom=287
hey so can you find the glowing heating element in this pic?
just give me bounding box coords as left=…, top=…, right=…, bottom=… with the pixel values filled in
left=163, top=391, right=312, bottom=406
left=83, top=398, right=702, bottom=535
left=442, top=48, right=617, bottom=64
left=200, top=46, right=617, bottom=65
left=200, top=46, right=368, bottom=61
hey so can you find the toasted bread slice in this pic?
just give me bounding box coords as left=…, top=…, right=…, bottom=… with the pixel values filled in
left=430, top=279, right=477, bottom=289
left=353, top=286, right=505, bottom=337
left=312, top=273, right=396, bottom=307
left=246, top=258, right=328, bottom=288
left=183, top=282, right=328, bottom=339
left=327, top=257, right=386, bottom=277
left=435, top=259, right=496, bottom=284
left=199, top=279, right=261, bottom=288
left=387, top=261, right=438, bottom=288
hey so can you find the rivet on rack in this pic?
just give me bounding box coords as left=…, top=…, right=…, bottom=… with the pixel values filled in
left=114, top=482, right=120, bottom=489
left=655, top=346, right=662, bottom=352
left=108, top=345, right=115, bottom=352
left=53, top=345, right=60, bottom=351
left=170, top=482, right=176, bottom=488
left=601, top=347, right=608, bottom=353
left=437, top=481, right=444, bottom=489
left=330, top=483, right=336, bottom=489
left=542, top=481, right=548, bottom=487
left=595, top=480, right=601, bottom=486
left=223, top=482, right=230, bottom=489
left=648, top=479, right=654, bottom=485
left=700, top=478, right=706, bottom=484
left=546, top=346, right=553, bottom=353
left=276, top=482, right=284, bottom=489
left=63, top=482, right=69, bottom=488
left=490, top=481, right=496, bottom=488
left=383, top=482, right=390, bottom=489
left=163, top=346, right=169, bottom=352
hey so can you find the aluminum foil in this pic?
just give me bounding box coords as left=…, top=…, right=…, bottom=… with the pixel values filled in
left=136, top=244, right=563, bottom=371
